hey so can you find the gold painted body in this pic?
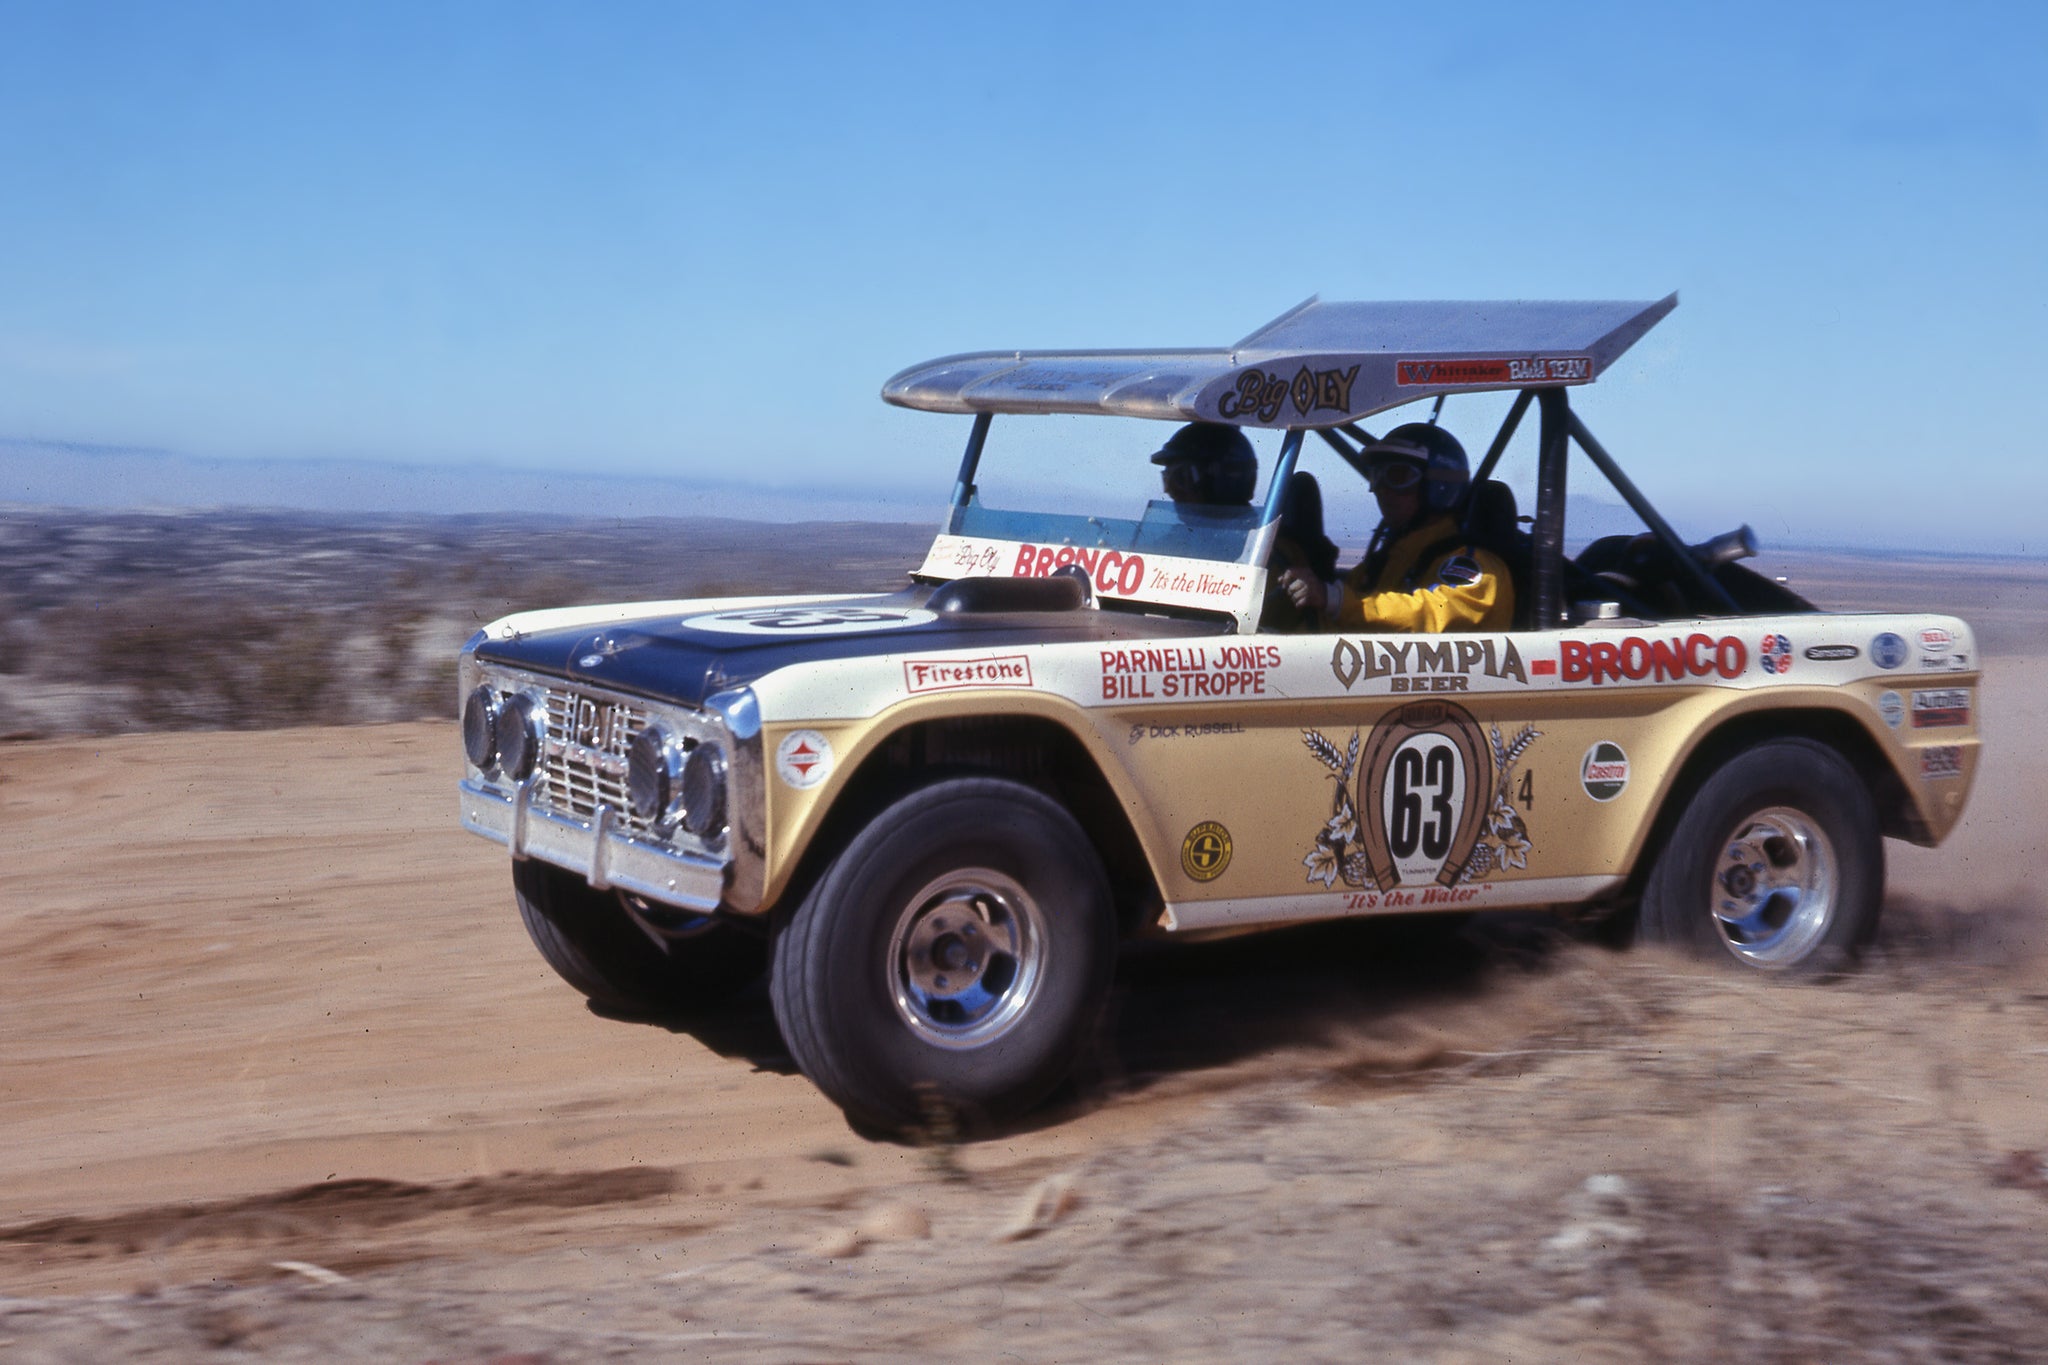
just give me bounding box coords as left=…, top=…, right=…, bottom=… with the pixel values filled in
left=751, top=623, right=1977, bottom=926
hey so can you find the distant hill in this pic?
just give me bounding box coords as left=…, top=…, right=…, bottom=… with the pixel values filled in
left=0, top=438, right=937, bottom=524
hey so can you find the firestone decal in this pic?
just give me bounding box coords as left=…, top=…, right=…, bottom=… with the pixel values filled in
left=684, top=606, right=936, bottom=637
left=1216, top=364, right=1360, bottom=423
left=904, top=654, right=1032, bottom=694
left=1330, top=636, right=1528, bottom=692
left=1301, top=703, right=1540, bottom=892
left=775, top=730, right=834, bottom=789
left=1559, top=634, right=1747, bottom=685
left=1396, top=357, right=1592, bottom=386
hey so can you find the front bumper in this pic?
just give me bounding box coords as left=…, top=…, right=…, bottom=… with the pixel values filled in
left=461, top=777, right=729, bottom=911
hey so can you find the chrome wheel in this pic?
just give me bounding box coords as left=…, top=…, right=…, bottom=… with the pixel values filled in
left=887, top=868, right=1047, bottom=1049
left=1709, top=806, right=1837, bottom=968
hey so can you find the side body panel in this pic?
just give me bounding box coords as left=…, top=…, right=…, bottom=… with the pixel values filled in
left=744, top=615, right=1979, bottom=929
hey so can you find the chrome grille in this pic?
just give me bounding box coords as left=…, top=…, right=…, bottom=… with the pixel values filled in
left=538, top=687, right=656, bottom=835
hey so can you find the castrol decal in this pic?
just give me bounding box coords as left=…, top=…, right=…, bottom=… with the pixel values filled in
left=1580, top=742, right=1630, bottom=802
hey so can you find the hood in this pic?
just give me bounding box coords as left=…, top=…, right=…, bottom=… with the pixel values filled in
left=472, top=587, right=1226, bottom=706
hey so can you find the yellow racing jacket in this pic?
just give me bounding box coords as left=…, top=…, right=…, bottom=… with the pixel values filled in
left=1332, top=513, right=1515, bottom=633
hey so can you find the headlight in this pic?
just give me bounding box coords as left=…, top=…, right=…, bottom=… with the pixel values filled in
left=497, top=693, right=544, bottom=781
left=462, top=686, right=504, bottom=770
left=627, top=725, right=685, bottom=823
left=680, top=742, right=726, bottom=837
left=628, top=726, right=725, bottom=837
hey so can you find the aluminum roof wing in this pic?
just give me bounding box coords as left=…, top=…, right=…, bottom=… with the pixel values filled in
left=882, top=294, right=1677, bottom=429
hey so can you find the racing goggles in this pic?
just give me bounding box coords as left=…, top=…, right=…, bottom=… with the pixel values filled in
left=1366, top=459, right=1425, bottom=492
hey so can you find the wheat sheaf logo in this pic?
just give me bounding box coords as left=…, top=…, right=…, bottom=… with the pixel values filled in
left=1302, top=702, right=1540, bottom=890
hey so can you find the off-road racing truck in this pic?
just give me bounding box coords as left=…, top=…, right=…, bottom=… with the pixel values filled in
left=458, top=296, right=1978, bottom=1129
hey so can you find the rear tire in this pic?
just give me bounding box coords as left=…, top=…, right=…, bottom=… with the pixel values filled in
left=770, top=777, right=1116, bottom=1132
left=513, top=859, right=763, bottom=1013
left=1639, top=739, right=1882, bottom=975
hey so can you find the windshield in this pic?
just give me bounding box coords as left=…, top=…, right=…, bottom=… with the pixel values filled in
left=941, top=414, right=1294, bottom=567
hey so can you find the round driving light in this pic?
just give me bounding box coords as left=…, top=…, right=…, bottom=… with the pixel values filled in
left=462, top=686, right=503, bottom=770
left=626, top=725, right=681, bottom=822
left=497, top=693, right=543, bottom=781
left=679, top=742, right=727, bottom=837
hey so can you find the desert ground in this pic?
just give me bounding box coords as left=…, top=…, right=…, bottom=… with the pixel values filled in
left=2, top=521, right=2047, bottom=1361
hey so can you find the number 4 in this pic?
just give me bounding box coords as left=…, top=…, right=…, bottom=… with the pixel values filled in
left=1517, top=769, right=1534, bottom=809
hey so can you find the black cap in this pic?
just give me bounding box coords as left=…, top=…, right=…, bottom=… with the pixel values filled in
left=1150, top=421, right=1255, bottom=466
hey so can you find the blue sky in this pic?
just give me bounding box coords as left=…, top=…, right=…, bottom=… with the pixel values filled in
left=0, top=1, right=2043, bottom=551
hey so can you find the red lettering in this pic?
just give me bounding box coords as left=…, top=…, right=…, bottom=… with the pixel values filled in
left=1591, top=641, right=1621, bottom=684
left=1717, top=637, right=1746, bottom=678
left=1560, top=639, right=1588, bottom=683
left=1053, top=546, right=1075, bottom=568
left=1073, top=548, right=1100, bottom=576
left=1118, top=554, right=1145, bottom=595
left=1620, top=637, right=1651, bottom=679
left=1650, top=638, right=1683, bottom=681
left=1685, top=633, right=1713, bottom=676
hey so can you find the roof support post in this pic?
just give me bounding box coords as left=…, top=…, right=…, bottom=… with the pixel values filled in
left=1532, top=388, right=1571, bottom=630
left=1258, top=428, right=1306, bottom=527
left=1470, top=389, right=1534, bottom=489
left=950, top=413, right=993, bottom=510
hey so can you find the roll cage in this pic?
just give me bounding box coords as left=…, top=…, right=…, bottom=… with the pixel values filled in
left=893, top=294, right=1811, bottom=629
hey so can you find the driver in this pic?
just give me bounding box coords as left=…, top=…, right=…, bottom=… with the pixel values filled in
left=1278, top=423, right=1514, bottom=632
left=1151, top=421, right=1257, bottom=506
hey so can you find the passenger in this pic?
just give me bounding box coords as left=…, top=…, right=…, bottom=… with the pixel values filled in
left=1151, top=421, right=1258, bottom=507
left=1278, top=423, right=1514, bottom=632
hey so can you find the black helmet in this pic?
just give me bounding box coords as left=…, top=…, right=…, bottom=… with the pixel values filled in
left=1365, top=422, right=1468, bottom=513
left=1151, top=422, right=1257, bottom=506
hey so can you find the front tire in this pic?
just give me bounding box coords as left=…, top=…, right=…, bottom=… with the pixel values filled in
left=770, top=777, right=1116, bottom=1131
left=1639, top=738, right=1882, bottom=974
left=513, top=859, right=763, bottom=1013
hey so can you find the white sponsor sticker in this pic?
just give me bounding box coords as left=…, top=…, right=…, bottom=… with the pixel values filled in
left=1580, top=741, right=1630, bottom=802
left=775, top=730, right=834, bottom=788
left=918, top=534, right=1254, bottom=614
left=1878, top=690, right=1905, bottom=728
left=683, top=606, right=935, bottom=637
left=904, top=653, right=1034, bottom=694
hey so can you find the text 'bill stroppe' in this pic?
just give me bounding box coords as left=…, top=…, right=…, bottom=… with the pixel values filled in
left=1102, top=644, right=1280, bottom=700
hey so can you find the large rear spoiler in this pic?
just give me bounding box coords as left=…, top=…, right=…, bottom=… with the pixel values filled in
left=883, top=294, right=1677, bottom=430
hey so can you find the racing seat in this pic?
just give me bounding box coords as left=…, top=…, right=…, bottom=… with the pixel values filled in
left=1460, top=479, right=1534, bottom=630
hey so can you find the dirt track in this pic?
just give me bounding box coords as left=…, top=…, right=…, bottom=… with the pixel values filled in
left=2, top=659, right=2046, bottom=1361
